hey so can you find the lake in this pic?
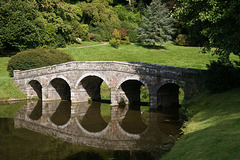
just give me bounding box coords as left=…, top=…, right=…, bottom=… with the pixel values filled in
left=0, top=100, right=181, bottom=160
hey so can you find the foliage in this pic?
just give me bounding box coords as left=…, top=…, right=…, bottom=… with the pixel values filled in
left=113, top=5, right=142, bottom=24
left=0, top=0, right=42, bottom=51
left=203, top=60, right=240, bottom=93
left=7, top=48, right=73, bottom=77
left=175, top=34, right=193, bottom=46
left=89, top=33, right=103, bottom=42
left=81, top=0, right=121, bottom=40
left=137, top=0, right=175, bottom=48
left=0, top=0, right=85, bottom=53
left=109, top=29, right=121, bottom=49
left=174, top=0, right=240, bottom=63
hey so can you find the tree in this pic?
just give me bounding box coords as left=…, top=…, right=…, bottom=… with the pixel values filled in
left=0, top=0, right=42, bottom=52
left=137, top=0, right=175, bottom=48
left=174, top=0, right=240, bottom=63
left=109, top=29, right=121, bottom=49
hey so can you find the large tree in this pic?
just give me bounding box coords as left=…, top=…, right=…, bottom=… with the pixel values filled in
left=137, top=0, right=175, bottom=48
left=174, top=0, right=240, bottom=63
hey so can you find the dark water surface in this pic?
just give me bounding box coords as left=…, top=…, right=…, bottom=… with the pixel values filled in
left=0, top=101, right=181, bottom=160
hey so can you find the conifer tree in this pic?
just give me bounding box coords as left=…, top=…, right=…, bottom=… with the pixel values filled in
left=137, top=0, right=175, bottom=48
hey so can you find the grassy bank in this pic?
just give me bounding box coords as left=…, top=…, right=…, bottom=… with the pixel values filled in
left=161, top=88, right=240, bottom=160
left=0, top=57, right=26, bottom=98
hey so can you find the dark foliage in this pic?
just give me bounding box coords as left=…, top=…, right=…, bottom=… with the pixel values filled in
left=203, top=60, right=240, bottom=93
left=7, top=48, right=73, bottom=77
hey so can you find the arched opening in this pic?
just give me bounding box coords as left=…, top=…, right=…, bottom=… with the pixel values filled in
left=50, top=78, right=71, bottom=101
left=119, top=80, right=149, bottom=107
left=79, top=102, right=109, bottom=133
left=50, top=101, right=71, bottom=126
left=79, top=76, right=110, bottom=103
left=157, top=83, right=184, bottom=112
left=29, top=80, right=42, bottom=99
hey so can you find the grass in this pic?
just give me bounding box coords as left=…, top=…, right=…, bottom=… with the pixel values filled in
left=161, top=88, right=240, bottom=160
left=60, top=42, right=238, bottom=70
left=0, top=57, right=26, bottom=98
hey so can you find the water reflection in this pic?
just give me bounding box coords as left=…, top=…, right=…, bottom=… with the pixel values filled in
left=14, top=100, right=181, bottom=151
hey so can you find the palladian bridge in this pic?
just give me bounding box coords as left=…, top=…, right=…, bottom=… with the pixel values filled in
left=13, top=61, right=201, bottom=109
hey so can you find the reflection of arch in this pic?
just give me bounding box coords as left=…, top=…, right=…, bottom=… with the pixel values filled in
left=79, top=102, right=108, bottom=133
left=28, top=80, right=42, bottom=99
left=116, top=77, right=150, bottom=105
left=49, top=78, right=71, bottom=100
left=76, top=74, right=110, bottom=101
left=157, top=83, right=182, bottom=110
left=50, top=101, right=71, bottom=126
left=29, top=100, right=42, bottom=120
left=119, top=107, right=148, bottom=134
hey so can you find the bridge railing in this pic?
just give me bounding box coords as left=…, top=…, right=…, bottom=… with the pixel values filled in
left=13, top=61, right=202, bottom=81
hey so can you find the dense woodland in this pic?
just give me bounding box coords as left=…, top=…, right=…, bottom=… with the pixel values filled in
left=0, top=0, right=177, bottom=52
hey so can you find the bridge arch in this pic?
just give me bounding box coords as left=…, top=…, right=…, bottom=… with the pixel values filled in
left=75, top=73, right=110, bottom=89
left=115, top=76, right=150, bottom=106
left=27, top=79, right=43, bottom=99
left=47, top=76, right=71, bottom=101
left=75, top=73, right=111, bottom=102
left=156, top=80, right=185, bottom=112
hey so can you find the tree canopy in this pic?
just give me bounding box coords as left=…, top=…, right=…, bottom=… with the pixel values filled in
left=174, top=0, right=240, bottom=62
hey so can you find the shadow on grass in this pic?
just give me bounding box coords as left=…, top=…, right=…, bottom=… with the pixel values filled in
left=135, top=43, right=167, bottom=50
left=162, top=117, right=240, bottom=160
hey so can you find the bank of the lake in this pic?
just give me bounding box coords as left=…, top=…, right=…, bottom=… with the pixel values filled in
left=161, top=88, right=240, bottom=160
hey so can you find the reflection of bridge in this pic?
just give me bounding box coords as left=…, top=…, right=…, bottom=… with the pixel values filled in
left=13, top=61, right=201, bottom=109
left=14, top=101, right=181, bottom=150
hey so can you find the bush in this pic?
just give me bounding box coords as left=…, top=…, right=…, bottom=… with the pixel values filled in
left=175, top=34, right=194, bottom=46
left=109, top=29, right=121, bottom=49
left=89, top=33, right=102, bottom=42
left=7, top=48, right=73, bottom=77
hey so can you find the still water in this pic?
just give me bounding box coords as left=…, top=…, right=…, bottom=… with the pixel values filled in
left=0, top=101, right=181, bottom=160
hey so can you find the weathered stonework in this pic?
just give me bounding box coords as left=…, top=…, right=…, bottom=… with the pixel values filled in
left=13, top=61, right=202, bottom=109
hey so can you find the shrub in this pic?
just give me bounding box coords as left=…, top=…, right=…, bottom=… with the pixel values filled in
left=89, top=33, right=102, bottom=42
left=175, top=34, right=194, bottom=46
left=109, top=29, right=121, bottom=49
left=7, top=48, right=73, bottom=77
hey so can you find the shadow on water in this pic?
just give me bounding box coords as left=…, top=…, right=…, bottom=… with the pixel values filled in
left=0, top=100, right=182, bottom=159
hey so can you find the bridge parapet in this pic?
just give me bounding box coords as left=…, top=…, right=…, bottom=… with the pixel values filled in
left=13, top=61, right=200, bottom=81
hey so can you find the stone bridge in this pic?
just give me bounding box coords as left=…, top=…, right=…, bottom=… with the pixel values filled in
left=13, top=61, right=201, bottom=109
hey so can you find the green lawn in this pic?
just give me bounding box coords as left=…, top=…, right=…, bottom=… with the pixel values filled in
left=161, top=88, right=240, bottom=160
left=61, top=43, right=224, bottom=70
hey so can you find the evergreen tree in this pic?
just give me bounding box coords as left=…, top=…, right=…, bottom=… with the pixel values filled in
left=137, top=0, right=175, bottom=48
